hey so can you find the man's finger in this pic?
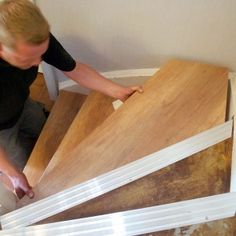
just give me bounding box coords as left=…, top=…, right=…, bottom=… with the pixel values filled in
left=20, top=180, right=34, bottom=199
left=15, top=186, right=34, bottom=199
left=26, top=189, right=34, bottom=199
left=138, top=86, right=144, bottom=93
left=131, top=86, right=144, bottom=93
left=12, top=172, right=34, bottom=199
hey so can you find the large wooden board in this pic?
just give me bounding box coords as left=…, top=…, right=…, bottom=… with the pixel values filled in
left=18, top=59, right=228, bottom=207
left=23, top=90, right=86, bottom=186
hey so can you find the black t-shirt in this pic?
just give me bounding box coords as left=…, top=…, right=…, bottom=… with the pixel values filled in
left=0, top=33, right=76, bottom=130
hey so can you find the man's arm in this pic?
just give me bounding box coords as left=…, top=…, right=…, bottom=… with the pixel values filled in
left=0, top=146, right=34, bottom=199
left=63, top=62, right=143, bottom=101
left=0, top=62, right=141, bottom=200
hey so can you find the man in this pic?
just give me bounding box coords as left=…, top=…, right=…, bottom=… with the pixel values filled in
left=0, top=0, right=142, bottom=199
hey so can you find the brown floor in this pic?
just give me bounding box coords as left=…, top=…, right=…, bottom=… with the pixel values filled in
left=29, top=73, right=54, bottom=111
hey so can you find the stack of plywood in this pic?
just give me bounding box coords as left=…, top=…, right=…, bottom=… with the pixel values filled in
left=15, top=59, right=233, bottom=234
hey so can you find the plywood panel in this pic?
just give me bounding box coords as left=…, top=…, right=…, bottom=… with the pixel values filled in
left=41, top=92, right=114, bottom=179
left=18, top=59, right=228, bottom=207
left=23, top=91, right=86, bottom=186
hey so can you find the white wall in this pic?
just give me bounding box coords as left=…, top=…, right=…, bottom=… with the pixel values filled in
left=35, top=0, right=236, bottom=97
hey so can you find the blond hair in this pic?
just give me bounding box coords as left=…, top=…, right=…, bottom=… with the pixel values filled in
left=0, top=0, right=50, bottom=48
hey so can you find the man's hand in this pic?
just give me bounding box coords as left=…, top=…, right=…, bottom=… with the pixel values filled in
left=8, top=172, right=34, bottom=199
left=119, top=85, right=143, bottom=102
left=64, top=63, right=144, bottom=102
left=0, top=146, right=34, bottom=199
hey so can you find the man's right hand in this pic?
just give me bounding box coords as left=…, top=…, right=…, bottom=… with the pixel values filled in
left=8, top=172, right=34, bottom=199
left=0, top=146, right=34, bottom=199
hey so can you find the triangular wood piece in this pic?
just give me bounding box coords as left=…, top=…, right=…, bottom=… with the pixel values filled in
left=41, top=91, right=114, bottom=179
left=23, top=90, right=86, bottom=186
left=18, top=59, right=228, bottom=207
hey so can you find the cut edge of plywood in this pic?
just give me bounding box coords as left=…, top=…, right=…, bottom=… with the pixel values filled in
left=0, top=120, right=232, bottom=229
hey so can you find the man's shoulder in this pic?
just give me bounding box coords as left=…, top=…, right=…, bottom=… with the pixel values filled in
left=42, top=33, right=76, bottom=72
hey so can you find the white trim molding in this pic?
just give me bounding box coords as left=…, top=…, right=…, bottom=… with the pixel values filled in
left=0, top=192, right=236, bottom=235
left=59, top=68, right=158, bottom=94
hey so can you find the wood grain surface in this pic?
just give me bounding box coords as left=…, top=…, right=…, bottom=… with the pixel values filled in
left=41, top=91, right=114, bottom=179
left=18, top=59, right=228, bottom=208
left=23, top=90, right=86, bottom=186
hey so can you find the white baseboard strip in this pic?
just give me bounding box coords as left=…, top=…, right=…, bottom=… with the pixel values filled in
left=0, top=192, right=236, bottom=236
left=0, top=121, right=232, bottom=230
left=59, top=68, right=158, bottom=92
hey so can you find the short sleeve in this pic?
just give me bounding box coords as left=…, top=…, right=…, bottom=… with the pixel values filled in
left=42, top=33, right=76, bottom=71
